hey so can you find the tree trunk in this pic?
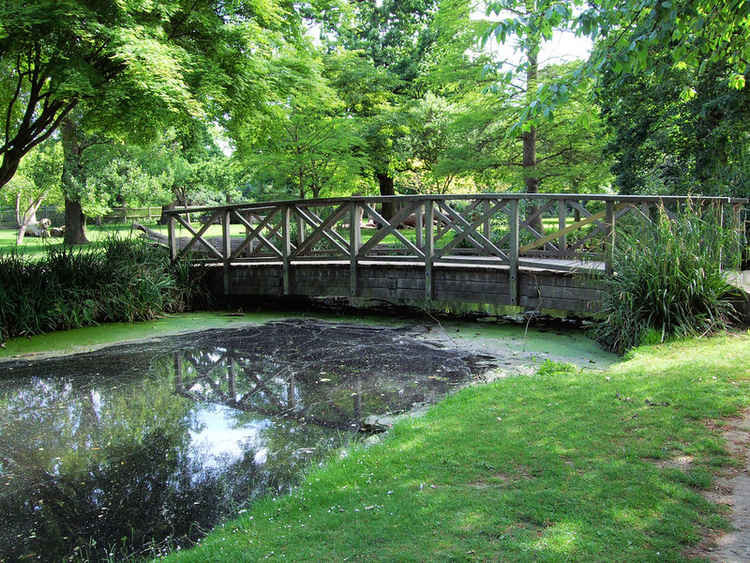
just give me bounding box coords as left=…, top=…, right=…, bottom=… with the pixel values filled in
left=61, top=117, right=89, bottom=245
left=15, top=195, right=45, bottom=245
left=0, top=151, right=22, bottom=190
left=377, top=172, right=396, bottom=221
left=64, top=198, right=88, bottom=245
left=523, top=35, right=543, bottom=234
left=15, top=192, right=21, bottom=227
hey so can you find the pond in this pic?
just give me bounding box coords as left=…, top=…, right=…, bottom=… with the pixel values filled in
left=0, top=319, right=503, bottom=561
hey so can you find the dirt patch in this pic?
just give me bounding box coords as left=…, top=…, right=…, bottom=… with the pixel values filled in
left=465, top=468, right=534, bottom=490
left=467, top=473, right=517, bottom=489
left=689, top=409, right=750, bottom=562
left=653, top=455, right=695, bottom=470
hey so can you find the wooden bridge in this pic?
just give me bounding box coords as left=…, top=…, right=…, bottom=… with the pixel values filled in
left=163, top=194, right=747, bottom=315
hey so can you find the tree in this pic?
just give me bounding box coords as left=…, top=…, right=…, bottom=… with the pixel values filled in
left=422, top=0, right=613, bottom=199
left=319, top=0, right=440, bottom=217
left=596, top=44, right=750, bottom=197
left=0, top=0, right=290, bottom=193
left=485, top=62, right=613, bottom=194
left=58, top=116, right=237, bottom=244
left=397, top=93, right=464, bottom=194
left=1, top=139, right=63, bottom=244
left=235, top=49, right=368, bottom=200
left=483, top=0, right=579, bottom=229
left=481, top=0, right=750, bottom=127
left=60, top=114, right=95, bottom=244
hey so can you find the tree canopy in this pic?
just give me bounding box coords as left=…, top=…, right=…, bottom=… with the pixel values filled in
left=0, top=0, right=291, bottom=188
left=0, top=0, right=747, bottom=244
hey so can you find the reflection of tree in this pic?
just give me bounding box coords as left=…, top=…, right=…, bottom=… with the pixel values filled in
left=0, top=363, right=208, bottom=561
left=0, top=320, right=490, bottom=560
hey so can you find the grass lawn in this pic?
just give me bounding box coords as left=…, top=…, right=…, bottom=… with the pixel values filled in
left=166, top=332, right=750, bottom=561
left=0, top=224, right=150, bottom=259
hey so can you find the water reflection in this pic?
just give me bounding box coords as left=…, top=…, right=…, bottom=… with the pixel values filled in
left=0, top=320, right=493, bottom=560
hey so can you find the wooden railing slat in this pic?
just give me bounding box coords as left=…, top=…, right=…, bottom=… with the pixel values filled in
left=174, top=211, right=223, bottom=260
left=358, top=201, right=425, bottom=257
left=433, top=200, right=509, bottom=261
left=229, top=209, right=282, bottom=259
left=292, top=204, right=351, bottom=257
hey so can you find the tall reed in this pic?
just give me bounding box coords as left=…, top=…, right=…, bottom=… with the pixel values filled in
left=0, top=237, right=203, bottom=341
left=593, top=202, right=741, bottom=353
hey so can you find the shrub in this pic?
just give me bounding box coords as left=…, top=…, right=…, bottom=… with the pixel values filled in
left=536, top=359, right=578, bottom=376
left=0, top=237, right=204, bottom=341
left=593, top=203, right=741, bottom=354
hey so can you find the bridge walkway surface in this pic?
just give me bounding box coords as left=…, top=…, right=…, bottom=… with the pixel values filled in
left=159, top=193, right=747, bottom=316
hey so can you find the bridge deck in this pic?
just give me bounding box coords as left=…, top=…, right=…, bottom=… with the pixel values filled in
left=165, top=193, right=746, bottom=315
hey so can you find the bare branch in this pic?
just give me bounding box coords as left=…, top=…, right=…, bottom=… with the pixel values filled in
left=23, top=99, right=79, bottom=154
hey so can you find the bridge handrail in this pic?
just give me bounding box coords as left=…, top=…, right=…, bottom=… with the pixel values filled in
left=163, top=193, right=747, bottom=303
left=163, top=193, right=747, bottom=216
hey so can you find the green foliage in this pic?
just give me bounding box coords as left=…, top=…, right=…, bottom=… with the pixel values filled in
left=397, top=93, right=464, bottom=193
left=320, top=0, right=439, bottom=88
left=0, top=140, right=63, bottom=214
left=0, top=0, right=292, bottom=189
left=419, top=61, right=612, bottom=193
left=479, top=0, right=750, bottom=148
left=593, top=204, right=741, bottom=354
left=82, top=125, right=237, bottom=213
left=536, top=359, right=577, bottom=376
left=236, top=48, right=369, bottom=200
left=597, top=54, right=750, bottom=198
left=0, top=238, right=204, bottom=341
left=315, top=1, right=440, bottom=193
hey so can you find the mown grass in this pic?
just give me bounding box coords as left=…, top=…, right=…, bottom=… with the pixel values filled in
left=165, top=332, right=750, bottom=562
left=0, top=224, right=144, bottom=258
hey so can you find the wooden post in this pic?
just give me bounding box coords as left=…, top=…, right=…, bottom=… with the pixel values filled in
left=719, top=202, right=724, bottom=271
left=734, top=203, right=745, bottom=268
left=509, top=200, right=519, bottom=306
left=222, top=208, right=232, bottom=296
left=167, top=214, right=177, bottom=261
left=296, top=215, right=305, bottom=245
left=605, top=201, right=615, bottom=275
left=350, top=202, right=361, bottom=297
left=558, top=199, right=567, bottom=257
left=282, top=205, right=291, bottom=295
left=424, top=199, right=434, bottom=301
left=415, top=203, right=424, bottom=250
left=483, top=200, right=491, bottom=240
left=244, top=211, right=252, bottom=257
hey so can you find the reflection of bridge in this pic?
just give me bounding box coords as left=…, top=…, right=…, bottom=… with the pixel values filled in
left=164, top=194, right=747, bottom=315
left=173, top=351, right=360, bottom=431
left=170, top=336, right=466, bottom=431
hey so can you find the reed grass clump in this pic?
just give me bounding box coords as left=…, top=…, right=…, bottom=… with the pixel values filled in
left=0, top=237, right=203, bottom=341
left=593, top=203, right=741, bottom=354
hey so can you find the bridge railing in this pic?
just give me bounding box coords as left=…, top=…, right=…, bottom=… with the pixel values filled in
left=164, top=193, right=747, bottom=302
